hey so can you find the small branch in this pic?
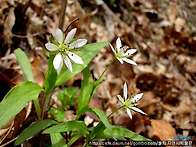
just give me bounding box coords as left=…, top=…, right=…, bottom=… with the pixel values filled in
left=59, top=0, right=67, bottom=30
left=64, top=17, right=80, bottom=33
left=12, top=32, right=45, bottom=38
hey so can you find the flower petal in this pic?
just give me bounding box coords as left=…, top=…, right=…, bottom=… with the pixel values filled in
left=69, top=39, right=87, bottom=49
left=56, top=59, right=63, bottom=74
left=124, top=49, right=137, bottom=56
left=117, top=57, right=124, bottom=64
left=63, top=55, right=72, bottom=72
left=117, top=95, right=124, bottom=103
left=45, top=43, right=58, bottom=51
left=53, top=53, right=63, bottom=69
left=56, top=29, right=63, bottom=44
left=127, top=109, right=132, bottom=119
left=109, top=43, right=116, bottom=54
left=122, top=58, right=137, bottom=65
left=116, top=37, right=122, bottom=53
left=130, top=106, right=146, bottom=115
left=64, top=28, right=77, bottom=44
left=131, top=93, right=143, bottom=102
left=123, top=82, right=127, bottom=100
left=68, top=52, right=84, bottom=64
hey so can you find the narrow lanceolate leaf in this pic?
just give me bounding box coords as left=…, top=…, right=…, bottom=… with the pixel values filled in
left=55, top=41, right=108, bottom=87
left=77, top=66, right=92, bottom=116
left=44, top=54, right=58, bottom=95
left=15, top=119, right=57, bottom=145
left=43, top=121, right=89, bottom=135
left=14, top=48, right=41, bottom=119
left=93, top=125, right=152, bottom=141
left=77, top=67, right=104, bottom=118
left=89, top=108, right=115, bottom=140
left=14, top=48, right=34, bottom=82
left=0, top=81, right=43, bottom=128
left=50, top=133, right=67, bottom=147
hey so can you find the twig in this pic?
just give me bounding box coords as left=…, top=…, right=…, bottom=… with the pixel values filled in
left=0, top=121, right=14, bottom=145
left=0, top=136, right=18, bottom=147
left=64, top=17, right=80, bottom=33
left=12, top=32, right=45, bottom=38
left=59, top=0, right=67, bottom=30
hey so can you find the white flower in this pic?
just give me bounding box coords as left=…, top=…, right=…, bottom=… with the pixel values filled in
left=109, top=37, right=137, bottom=65
left=117, top=82, right=146, bottom=119
left=45, top=28, right=87, bottom=73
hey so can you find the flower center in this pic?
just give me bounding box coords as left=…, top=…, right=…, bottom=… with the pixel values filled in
left=123, top=96, right=139, bottom=108
left=58, top=43, right=70, bottom=54
left=115, top=46, right=129, bottom=58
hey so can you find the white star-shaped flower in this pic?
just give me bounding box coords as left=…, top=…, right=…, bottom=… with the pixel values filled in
left=109, top=37, right=137, bottom=65
left=117, top=82, right=146, bottom=119
left=45, top=28, right=87, bottom=74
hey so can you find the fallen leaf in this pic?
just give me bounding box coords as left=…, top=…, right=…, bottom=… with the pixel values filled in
left=150, top=119, right=176, bottom=140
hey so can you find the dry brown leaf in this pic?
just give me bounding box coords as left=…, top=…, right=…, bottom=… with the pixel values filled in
left=31, top=56, right=44, bottom=87
left=115, top=113, right=145, bottom=134
left=150, top=119, right=176, bottom=140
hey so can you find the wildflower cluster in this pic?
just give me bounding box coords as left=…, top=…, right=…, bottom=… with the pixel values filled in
left=45, top=28, right=146, bottom=120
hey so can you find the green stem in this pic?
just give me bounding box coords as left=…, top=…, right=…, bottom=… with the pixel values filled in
left=41, top=93, right=49, bottom=120
left=107, top=106, right=124, bottom=119
left=97, top=58, right=116, bottom=81
left=33, top=99, right=41, bottom=120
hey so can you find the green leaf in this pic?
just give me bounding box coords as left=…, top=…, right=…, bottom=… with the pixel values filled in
left=77, top=66, right=92, bottom=116
left=67, top=131, right=84, bottom=147
left=77, top=67, right=104, bottom=118
left=55, top=41, right=108, bottom=87
left=14, top=48, right=41, bottom=119
left=57, top=87, right=78, bottom=107
left=89, top=108, right=115, bottom=140
left=93, top=125, right=152, bottom=141
left=0, top=81, right=43, bottom=128
left=90, top=122, right=106, bottom=140
left=44, top=54, right=58, bottom=95
left=49, top=107, right=66, bottom=122
left=50, top=133, right=67, bottom=147
left=43, top=120, right=89, bottom=135
left=14, top=48, right=34, bottom=82
left=15, top=119, right=57, bottom=145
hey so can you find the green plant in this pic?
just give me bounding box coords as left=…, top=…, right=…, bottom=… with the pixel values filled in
left=0, top=27, right=152, bottom=146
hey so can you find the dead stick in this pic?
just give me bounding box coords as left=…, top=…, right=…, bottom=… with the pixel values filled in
left=64, top=17, right=80, bottom=33
left=59, top=0, right=67, bottom=30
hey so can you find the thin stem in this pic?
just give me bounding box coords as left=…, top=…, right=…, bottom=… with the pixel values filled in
left=97, top=58, right=116, bottom=81
left=64, top=17, right=80, bottom=33
left=107, top=106, right=124, bottom=118
left=59, top=0, right=67, bottom=30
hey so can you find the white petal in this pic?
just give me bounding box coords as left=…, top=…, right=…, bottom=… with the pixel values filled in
left=109, top=43, right=116, bottom=54
left=122, top=58, right=137, bottom=65
left=124, top=49, right=137, bottom=56
left=116, top=37, right=122, bottom=53
left=117, top=95, right=124, bottom=103
left=68, top=52, right=84, bottom=64
left=117, top=57, right=124, bottom=64
left=56, top=60, right=63, bottom=74
left=130, top=106, right=146, bottom=115
left=127, top=109, right=132, bottom=119
left=123, top=82, right=127, bottom=100
left=45, top=43, right=58, bottom=51
left=131, top=93, right=143, bottom=102
left=63, top=55, right=72, bottom=72
left=56, top=29, right=63, bottom=44
left=64, top=28, right=77, bottom=44
left=53, top=53, right=63, bottom=69
left=69, top=39, right=87, bottom=49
